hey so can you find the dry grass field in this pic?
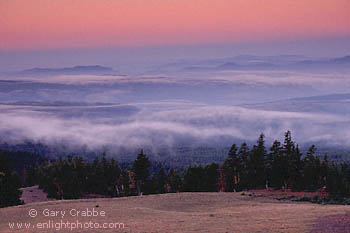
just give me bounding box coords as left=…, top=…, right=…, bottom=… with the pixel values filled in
left=1, top=191, right=350, bottom=233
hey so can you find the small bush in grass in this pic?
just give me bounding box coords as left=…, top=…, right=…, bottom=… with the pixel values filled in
left=311, top=195, right=319, bottom=203
left=298, top=196, right=311, bottom=202
left=343, top=198, right=350, bottom=205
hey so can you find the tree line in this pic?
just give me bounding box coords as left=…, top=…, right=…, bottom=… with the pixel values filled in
left=0, top=152, right=23, bottom=208
left=2, top=131, right=350, bottom=208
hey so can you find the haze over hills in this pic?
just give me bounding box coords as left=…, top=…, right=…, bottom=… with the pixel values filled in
left=0, top=55, right=350, bottom=159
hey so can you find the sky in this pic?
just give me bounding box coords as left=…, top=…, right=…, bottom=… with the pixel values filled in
left=1, top=0, right=350, bottom=50
left=0, top=0, right=350, bottom=71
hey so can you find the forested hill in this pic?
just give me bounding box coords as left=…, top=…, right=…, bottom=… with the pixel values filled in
left=2, top=131, right=350, bottom=208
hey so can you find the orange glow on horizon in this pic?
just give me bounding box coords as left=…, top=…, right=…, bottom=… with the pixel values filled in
left=0, top=0, right=349, bottom=50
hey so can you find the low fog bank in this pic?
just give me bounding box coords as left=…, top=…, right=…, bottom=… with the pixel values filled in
left=0, top=103, right=349, bottom=156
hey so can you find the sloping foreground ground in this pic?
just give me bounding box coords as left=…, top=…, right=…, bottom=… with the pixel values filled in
left=310, top=213, right=350, bottom=233
left=0, top=192, right=349, bottom=233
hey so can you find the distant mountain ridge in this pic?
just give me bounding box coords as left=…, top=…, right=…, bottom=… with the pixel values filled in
left=1, top=101, right=115, bottom=107
left=243, top=93, right=350, bottom=115
left=333, top=56, right=350, bottom=64
left=19, top=65, right=115, bottom=75
left=177, top=55, right=350, bottom=72
left=295, top=56, right=350, bottom=67
left=220, top=56, right=350, bottom=71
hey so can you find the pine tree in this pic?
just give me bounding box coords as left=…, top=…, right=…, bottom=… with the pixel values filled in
left=132, top=149, right=150, bottom=195
left=269, top=140, right=283, bottom=189
left=237, top=142, right=250, bottom=190
left=303, top=145, right=319, bottom=191
left=281, top=131, right=296, bottom=190
left=204, top=163, right=219, bottom=192
left=168, top=169, right=182, bottom=192
left=248, top=134, right=266, bottom=189
left=289, top=144, right=303, bottom=191
left=183, top=165, right=205, bottom=192
left=222, top=144, right=239, bottom=191
left=158, top=168, right=167, bottom=193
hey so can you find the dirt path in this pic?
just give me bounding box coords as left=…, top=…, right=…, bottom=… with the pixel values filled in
left=19, top=186, right=55, bottom=204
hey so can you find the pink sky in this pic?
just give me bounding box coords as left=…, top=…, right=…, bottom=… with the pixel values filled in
left=1, top=0, right=350, bottom=50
